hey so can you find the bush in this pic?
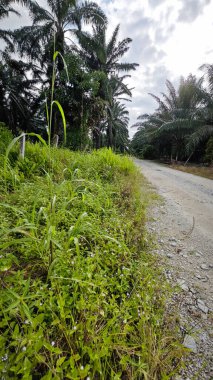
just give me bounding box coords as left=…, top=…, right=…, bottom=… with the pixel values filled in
left=205, top=136, right=213, bottom=165
left=0, top=123, right=13, bottom=155
left=140, top=144, right=158, bottom=159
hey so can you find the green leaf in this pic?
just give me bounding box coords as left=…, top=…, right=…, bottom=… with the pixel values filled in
left=27, top=133, right=47, bottom=147
left=52, top=100, right=67, bottom=144
left=56, top=356, right=66, bottom=367
left=0, top=258, right=12, bottom=271
left=53, top=51, right=69, bottom=82
left=43, top=342, right=62, bottom=354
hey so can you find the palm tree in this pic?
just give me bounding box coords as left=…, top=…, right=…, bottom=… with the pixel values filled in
left=131, top=75, right=213, bottom=162
left=9, top=0, right=107, bottom=141
left=12, top=0, right=107, bottom=64
left=108, top=100, right=129, bottom=151
left=0, top=55, right=38, bottom=134
left=76, top=24, right=138, bottom=147
left=76, top=24, right=138, bottom=74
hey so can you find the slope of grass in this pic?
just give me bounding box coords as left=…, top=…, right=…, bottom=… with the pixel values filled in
left=170, top=164, right=213, bottom=180
left=0, top=144, right=184, bottom=379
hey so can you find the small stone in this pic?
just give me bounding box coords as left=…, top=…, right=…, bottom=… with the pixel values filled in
left=197, top=300, right=209, bottom=314
left=169, top=237, right=177, bottom=242
left=185, top=296, right=193, bottom=304
left=195, top=274, right=201, bottom=279
left=200, top=264, right=209, bottom=270
left=158, top=239, right=164, bottom=244
left=201, top=313, right=208, bottom=320
left=183, top=284, right=189, bottom=291
left=171, top=242, right=177, bottom=247
left=190, top=287, right=196, bottom=294
left=195, top=253, right=201, bottom=257
left=167, top=254, right=173, bottom=258
left=177, top=279, right=189, bottom=291
left=197, top=250, right=203, bottom=255
left=202, top=277, right=208, bottom=283
left=183, top=334, right=197, bottom=353
left=199, top=332, right=208, bottom=343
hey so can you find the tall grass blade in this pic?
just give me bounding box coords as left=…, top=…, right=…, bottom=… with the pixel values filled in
left=53, top=51, right=70, bottom=82
left=52, top=100, right=67, bottom=144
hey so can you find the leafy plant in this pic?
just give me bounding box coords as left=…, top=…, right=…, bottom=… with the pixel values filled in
left=0, top=145, right=185, bottom=379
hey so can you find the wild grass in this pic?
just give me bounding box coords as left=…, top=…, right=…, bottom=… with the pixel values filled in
left=0, top=144, right=185, bottom=379
left=170, top=164, right=213, bottom=180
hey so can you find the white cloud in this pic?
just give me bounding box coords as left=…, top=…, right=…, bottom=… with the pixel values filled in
left=178, top=0, right=211, bottom=23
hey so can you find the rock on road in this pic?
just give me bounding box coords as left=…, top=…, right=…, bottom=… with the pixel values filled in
left=134, top=159, right=213, bottom=379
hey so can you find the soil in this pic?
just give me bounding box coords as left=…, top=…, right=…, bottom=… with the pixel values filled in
left=134, top=159, right=213, bottom=380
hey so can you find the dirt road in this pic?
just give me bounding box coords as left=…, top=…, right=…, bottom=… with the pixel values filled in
left=134, top=159, right=213, bottom=380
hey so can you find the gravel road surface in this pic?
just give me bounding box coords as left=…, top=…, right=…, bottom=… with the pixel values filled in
left=134, top=159, right=213, bottom=380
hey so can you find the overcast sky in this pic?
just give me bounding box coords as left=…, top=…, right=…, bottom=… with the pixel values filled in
left=1, top=0, right=213, bottom=136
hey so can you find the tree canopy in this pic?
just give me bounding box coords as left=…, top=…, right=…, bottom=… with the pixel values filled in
left=0, top=0, right=137, bottom=151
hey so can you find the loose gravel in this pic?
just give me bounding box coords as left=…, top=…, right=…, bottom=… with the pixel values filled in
left=135, top=159, right=213, bottom=380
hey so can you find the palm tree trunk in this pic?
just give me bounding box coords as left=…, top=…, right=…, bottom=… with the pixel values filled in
left=184, top=151, right=194, bottom=166
left=93, top=129, right=100, bottom=149
left=107, top=122, right=113, bottom=148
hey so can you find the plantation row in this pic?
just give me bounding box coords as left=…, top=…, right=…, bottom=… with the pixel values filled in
left=131, top=74, right=213, bottom=164
left=0, top=142, right=185, bottom=379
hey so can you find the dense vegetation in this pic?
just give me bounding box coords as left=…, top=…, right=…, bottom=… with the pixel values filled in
left=0, top=2, right=211, bottom=376
left=1, top=1, right=213, bottom=160
left=0, top=0, right=138, bottom=152
left=131, top=73, right=213, bottom=164
left=0, top=142, right=185, bottom=379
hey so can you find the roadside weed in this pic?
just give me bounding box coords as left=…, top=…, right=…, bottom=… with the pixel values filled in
left=0, top=146, right=185, bottom=379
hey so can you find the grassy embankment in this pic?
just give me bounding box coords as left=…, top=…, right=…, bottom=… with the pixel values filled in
left=0, top=143, right=184, bottom=379
left=170, top=164, right=213, bottom=180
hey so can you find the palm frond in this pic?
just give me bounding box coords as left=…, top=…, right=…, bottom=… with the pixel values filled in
left=157, top=119, right=204, bottom=134
left=149, top=93, right=169, bottom=113
left=106, top=25, right=120, bottom=56
left=28, top=0, right=53, bottom=24
left=186, top=124, right=213, bottom=153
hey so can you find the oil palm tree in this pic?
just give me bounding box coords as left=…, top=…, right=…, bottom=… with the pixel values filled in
left=108, top=100, right=129, bottom=151
left=10, top=0, right=107, bottom=140
left=0, top=55, right=38, bottom=134
left=132, top=75, right=213, bottom=162
left=76, top=24, right=138, bottom=75
left=76, top=24, right=137, bottom=147
left=12, top=0, right=107, bottom=63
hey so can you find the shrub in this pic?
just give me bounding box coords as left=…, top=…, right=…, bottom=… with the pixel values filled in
left=205, top=136, right=213, bottom=165
left=0, top=123, right=13, bottom=156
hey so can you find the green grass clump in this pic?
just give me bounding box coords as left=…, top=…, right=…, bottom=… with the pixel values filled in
left=0, top=145, right=184, bottom=379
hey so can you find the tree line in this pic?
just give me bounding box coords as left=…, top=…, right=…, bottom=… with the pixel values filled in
left=0, top=0, right=138, bottom=151
left=131, top=71, right=213, bottom=164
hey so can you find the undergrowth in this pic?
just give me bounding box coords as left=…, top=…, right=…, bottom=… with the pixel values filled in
left=170, top=164, right=213, bottom=180
left=0, top=144, right=184, bottom=379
